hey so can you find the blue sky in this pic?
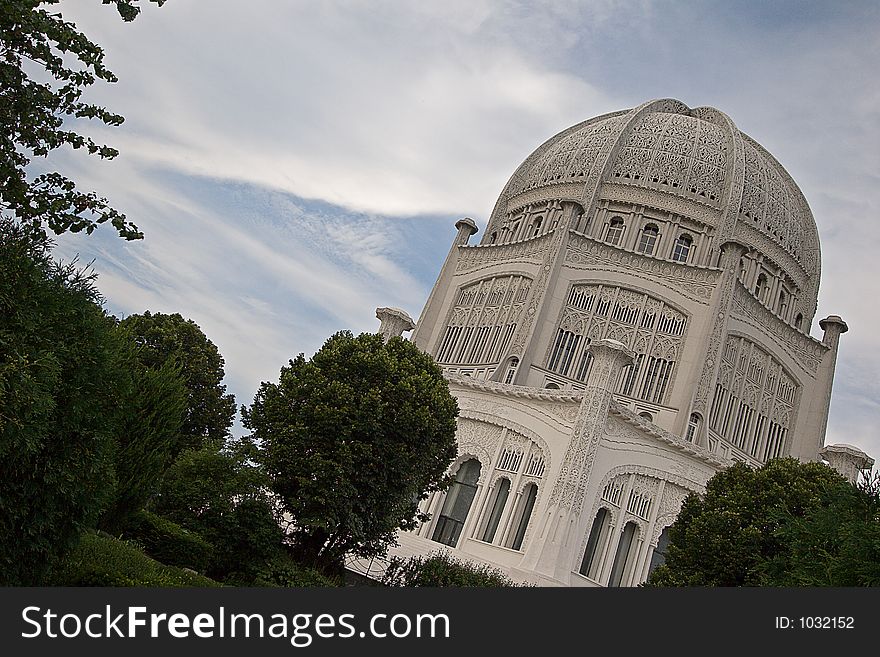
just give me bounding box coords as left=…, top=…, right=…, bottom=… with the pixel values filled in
left=50, top=1, right=879, bottom=460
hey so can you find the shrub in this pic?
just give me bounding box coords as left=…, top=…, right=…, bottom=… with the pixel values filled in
left=47, top=531, right=220, bottom=587
left=253, top=555, right=341, bottom=587
left=120, top=510, right=214, bottom=573
left=381, top=552, right=526, bottom=587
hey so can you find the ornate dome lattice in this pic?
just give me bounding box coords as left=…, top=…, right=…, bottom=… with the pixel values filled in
left=489, top=99, right=821, bottom=296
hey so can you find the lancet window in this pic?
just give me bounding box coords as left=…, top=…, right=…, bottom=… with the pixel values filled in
left=436, top=275, right=531, bottom=365
left=709, top=335, right=799, bottom=462
left=546, top=284, right=687, bottom=405
left=473, top=431, right=546, bottom=552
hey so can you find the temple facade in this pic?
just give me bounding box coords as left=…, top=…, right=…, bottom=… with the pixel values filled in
left=370, top=98, right=872, bottom=586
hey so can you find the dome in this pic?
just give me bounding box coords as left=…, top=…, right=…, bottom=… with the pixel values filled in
left=487, top=99, right=821, bottom=310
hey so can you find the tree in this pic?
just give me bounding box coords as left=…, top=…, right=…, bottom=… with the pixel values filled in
left=645, top=458, right=865, bottom=587
left=1, top=0, right=165, bottom=241
left=150, top=441, right=284, bottom=583
left=0, top=222, right=120, bottom=584
left=117, top=311, right=236, bottom=453
left=99, top=354, right=187, bottom=529
left=761, top=472, right=880, bottom=586
left=242, top=331, right=459, bottom=574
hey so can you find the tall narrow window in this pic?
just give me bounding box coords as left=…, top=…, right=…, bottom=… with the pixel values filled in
left=480, top=478, right=510, bottom=543
left=489, top=231, right=498, bottom=244
left=504, top=357, right=519, bottom=384
left=777, top=289, right=788, bottom=316
left=754, top=273, right=768, bottom=302
left=431, top=459, right=481, bottom=547
left=507, top=483, right=538, bottom=550
left=608, top=521, right=640, bottom=587
left=637, top=224, right=659, bottom=255
left=579, top=508, right=611, bottom=579
left=686, top=413, right=700, bottom=442
left=531, top=217, right=543, bottom=237
left=672, top=234, right=693, bottom=263
left=794, top=313, right=803, bottom=330
left=606, top=217, right=625, bottom=246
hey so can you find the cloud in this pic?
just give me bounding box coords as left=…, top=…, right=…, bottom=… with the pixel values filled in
left=49, top=1, right=880, bottom=462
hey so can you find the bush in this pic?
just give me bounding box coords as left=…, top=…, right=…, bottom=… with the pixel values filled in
left=47, top=531, right=221, bottom=587
left=381, top=552, right=526, bottom=587
left=120, top=510, right=214, bottom=573
left=151, top=442, right=284, bottom=583
left=252, top=555, right=341, bottom=587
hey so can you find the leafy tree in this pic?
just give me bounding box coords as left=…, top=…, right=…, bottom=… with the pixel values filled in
left=151, top=441, right=284, bottom=582
left=760, top=473, right=880, bottom=586
left=645, top=458, right=859, bottom=586
left=99, top=354, right=187, bottom=529
left=1, top=0, right=165, bottom=241
left=242, top=331, right=459, bottom=574
left=0, top=223, right=120, bottom=584
left=117, top=311, right=236, bottom=453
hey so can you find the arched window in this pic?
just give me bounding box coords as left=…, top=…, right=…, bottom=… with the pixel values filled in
left=639, top=411, right=653, bottom=422
left=686, top=413, right=700, bottom=442
left=637, top=224, right=660, bottom=255
left=504, top=357, right=519, bottom=384
left=794, top=313, right=803, bottom=330
left=531, top=217, right=543, bottom=237
left=489, top=231, right=498, bottom=244
left=432, top=458, right=481, bottom=547
left=754, top=273, right=768, bottom=301
left=777, top=289, right=788, bottom=316
left=671, top=234, right=693, bottom=263
left=579, top=507, right=611, bottom=580
left=545, top=381, right=561, bottom=390
left=506, top=482, right=538, bottom=550
left=606, top=217, right=625, bottom=246
left=608, top=521, right=640, bottom=587
left=647, top=527, right=671, bottom=577
left=480, top=478, right=510, bottom=543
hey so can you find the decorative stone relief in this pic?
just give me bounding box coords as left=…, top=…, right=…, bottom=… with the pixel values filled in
left=454, top=418, right=503, bottom=469
left=455, top=231, right=553, bottom=274
left=730, top=282, right=826, bottom=373
left=565, top=234, right=720, bottom=303
left=692, top=242, right=747, bottom=417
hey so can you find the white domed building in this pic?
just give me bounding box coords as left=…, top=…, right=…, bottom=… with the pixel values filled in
left=371, top=98, right=873, bottom=586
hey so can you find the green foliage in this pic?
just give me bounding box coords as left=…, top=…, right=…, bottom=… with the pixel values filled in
left=252, top=555, right=342, bottom=588
left=1, top=1, right=166, bottom=240
left=382, top=552, right=526, bottom=587
left=242, top=331, right=459, bottom=573
left=760, top=473, right=880, bottom=586
left=0, top=224, right=120, bottom=584
left=119, top=510, right=214, bottom=573
left=151, top=442, right=284, bottom=582
left=645, top=458, right=861, bottom=586
left=100, top=354, right=187, bottom=529
left=117, top=311, right=236, bottom=452
left=47, top=530, right=220, bottom=587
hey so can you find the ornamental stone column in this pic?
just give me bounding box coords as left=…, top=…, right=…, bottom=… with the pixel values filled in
left=411, top=218, right=478, bottom=352
left=792, top=315, right=848, bottom=461
left=517, top=339, right=633, bottom=583
left=375, top=307, right=416, bottom=341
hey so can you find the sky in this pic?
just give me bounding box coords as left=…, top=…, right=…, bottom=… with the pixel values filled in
left=47, top=0, right=879, bottom=462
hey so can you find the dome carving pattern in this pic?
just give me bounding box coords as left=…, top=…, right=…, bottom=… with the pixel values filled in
left=490, top=100, right=821, bottom=289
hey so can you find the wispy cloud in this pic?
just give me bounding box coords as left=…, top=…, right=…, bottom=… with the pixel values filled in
left=49, top=1, right=880, bottom=460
